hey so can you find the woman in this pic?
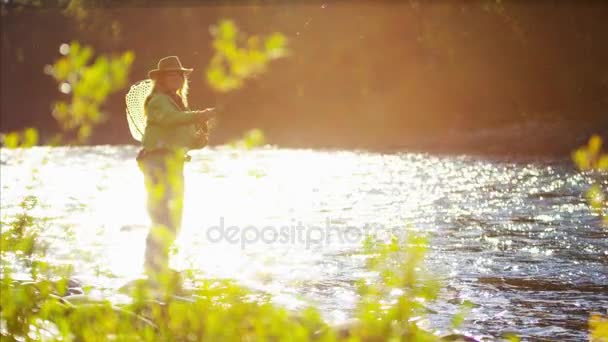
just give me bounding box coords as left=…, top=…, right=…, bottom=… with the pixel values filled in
left=137, top=56, right=214, bottom=283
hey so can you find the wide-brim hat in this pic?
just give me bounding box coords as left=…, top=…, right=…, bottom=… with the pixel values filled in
left=148, top=56, right=193, bottom=79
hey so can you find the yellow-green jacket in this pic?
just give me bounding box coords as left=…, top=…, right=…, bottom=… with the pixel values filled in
left=142, top=91, right=203, bottom=151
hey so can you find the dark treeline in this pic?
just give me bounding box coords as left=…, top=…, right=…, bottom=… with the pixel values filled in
left=1, top=0, right=607, bottom=154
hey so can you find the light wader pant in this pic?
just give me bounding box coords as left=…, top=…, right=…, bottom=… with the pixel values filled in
left=137, top=148, right=187, bottom=279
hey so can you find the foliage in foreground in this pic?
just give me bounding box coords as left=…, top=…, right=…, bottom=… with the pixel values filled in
left=228, top=128, right=266, bottom=149
left=572, top=134, right=608, bottom=225
left=1, top=157, right=442, bottom=340
left=0, top=12, right=606, bottom=341
left=46, top=41, right=134, bottom=145
left=1, top=200, right=446, bottom=342
left=572, top=135, right=608, bottom=341
left=1, top=41, right=134, bottom=148
left=206, top=19, right=287, bottom=93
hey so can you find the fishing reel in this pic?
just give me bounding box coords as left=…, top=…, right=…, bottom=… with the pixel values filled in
left=191, top=120, right=209, bottom=149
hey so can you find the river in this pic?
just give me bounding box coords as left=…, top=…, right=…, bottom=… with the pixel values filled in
left=1, top=145, right=606, bottom=340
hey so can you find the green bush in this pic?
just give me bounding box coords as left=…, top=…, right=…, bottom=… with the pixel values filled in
left=46, top=41, right=134, bottom=145
left=1, top=218, right=450, bottom=341
left=572, top=135, right=608, bottom=225
left=206, top=20, right=287, bottom=93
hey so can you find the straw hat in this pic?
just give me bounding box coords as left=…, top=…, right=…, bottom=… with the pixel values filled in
left=148, top=56, right=193, bottom=79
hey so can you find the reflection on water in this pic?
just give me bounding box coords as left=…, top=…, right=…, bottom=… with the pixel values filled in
left=1, top=145, right=606, bottom=340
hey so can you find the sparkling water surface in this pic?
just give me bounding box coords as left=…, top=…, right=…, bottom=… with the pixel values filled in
left=1, top=145, right=606, bottom=340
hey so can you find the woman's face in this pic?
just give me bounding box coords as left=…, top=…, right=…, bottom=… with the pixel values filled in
left=161, top=71, right=185, bottom=92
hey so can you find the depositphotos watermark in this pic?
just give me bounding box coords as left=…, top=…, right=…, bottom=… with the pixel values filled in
left=204, top=217, right=399, bottom=249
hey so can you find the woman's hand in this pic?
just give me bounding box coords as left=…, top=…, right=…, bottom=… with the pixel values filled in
left=194, top=108, right=213, bottom=122
left=197, top=107, right=217, bottom=131
left=195, top=108, right=215, bottom=121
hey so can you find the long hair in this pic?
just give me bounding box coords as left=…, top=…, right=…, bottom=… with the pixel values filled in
left=176, top=76, right=189, bottom=108
left=146, top=74, right=190, bottom=109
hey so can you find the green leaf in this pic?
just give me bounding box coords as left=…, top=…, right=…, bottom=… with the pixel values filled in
left=265, top=33, right=287, bottom=59
left=206, top=20, right=287, bottom=93
left=586, top=184, right=604, bottom=210
left=450, top=300, right=474, bottom=329
left=598, top=155, right=608, bottom=171
left=77, top=124, right=92, bottom=142
left=588, top=135, right=603, bottom=155
left=504, top=334, right=521, bottom=342
left=218, top=20, right=237, bottom=41
left=243, top=128, right=265, bottom=149
left=52, top=58, right=71, bottom=81
left=572, top=148, right=590, bottom=171
left=22, top=128, right=39, bottom=147
left=47, top=42, right=133, bottom=145
left=589, top=314, right=608, bottom=341
left=2, top=132, right=20, bottom=148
